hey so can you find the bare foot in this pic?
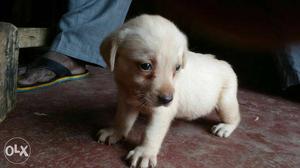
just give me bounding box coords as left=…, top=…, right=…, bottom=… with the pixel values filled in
left=18, top=51, right=86, bottom=86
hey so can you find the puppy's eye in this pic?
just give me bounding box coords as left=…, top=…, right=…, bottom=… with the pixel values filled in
left=175, top=64, right=181, bottom=71
left=140, top=63, right=152, bottom=71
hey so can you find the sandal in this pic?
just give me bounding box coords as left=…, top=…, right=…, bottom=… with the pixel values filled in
left=17, top=57, right=89, bottom=92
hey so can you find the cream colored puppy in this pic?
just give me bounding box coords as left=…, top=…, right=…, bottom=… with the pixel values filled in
left=97, top=14, right=240, bottom=168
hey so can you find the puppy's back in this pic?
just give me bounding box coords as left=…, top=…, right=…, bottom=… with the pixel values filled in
left=175, top=51, right=237, bottom=119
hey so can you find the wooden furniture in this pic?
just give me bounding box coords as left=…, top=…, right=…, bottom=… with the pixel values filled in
left=0, top=22, right=48, bottom=122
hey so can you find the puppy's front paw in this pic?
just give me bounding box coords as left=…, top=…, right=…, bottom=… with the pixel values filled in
left=211, top=123, right=236, bottom=138
left=126, top=146, right=158, bottom=168
left=97, top=128, right=123, bottom=145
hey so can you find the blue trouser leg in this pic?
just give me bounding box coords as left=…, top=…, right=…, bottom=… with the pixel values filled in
left=50, top=0, right=132, bottom=67
left=275, top=44, right=300, bottom=89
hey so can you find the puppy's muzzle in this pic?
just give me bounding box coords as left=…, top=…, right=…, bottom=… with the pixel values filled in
left=158, top=94, right=173, bottom=105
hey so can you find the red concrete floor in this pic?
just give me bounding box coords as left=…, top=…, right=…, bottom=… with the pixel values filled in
left=0, top=66, right=299, bottom=168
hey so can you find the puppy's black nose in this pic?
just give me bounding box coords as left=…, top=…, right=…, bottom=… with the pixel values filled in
left=158, top=95, right=173, bottom=105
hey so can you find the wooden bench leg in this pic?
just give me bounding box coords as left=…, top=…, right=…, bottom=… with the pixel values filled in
left=0, top=22, right=19, bottom=122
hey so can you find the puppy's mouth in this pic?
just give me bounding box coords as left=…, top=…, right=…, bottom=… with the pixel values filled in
left=135, top=91, right=159, bottom=108
left=136, top=91, right=151, bottom=108
left=136, top=91, right=173, bottom=108
left=156, top=101, right=172, bottom=107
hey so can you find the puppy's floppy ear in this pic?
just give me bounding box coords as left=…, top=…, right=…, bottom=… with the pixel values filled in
left=182, top=51, right=187, bottom=69
left=181, top=35, right=188, bottom=69
left=100, top=32, right=119, bottom=72
left=181, top=46, right=189, bottom=69
left=100, top=28, right=132, bottom=71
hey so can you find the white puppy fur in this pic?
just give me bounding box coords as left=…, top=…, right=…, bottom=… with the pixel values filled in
left=97, top=14, right=240, bottom=168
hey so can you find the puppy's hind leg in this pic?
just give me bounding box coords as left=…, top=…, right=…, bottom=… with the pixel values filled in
left=212, top=77, right=241, bottom=138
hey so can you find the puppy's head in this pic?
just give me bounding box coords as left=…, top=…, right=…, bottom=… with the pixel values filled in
left=100, top=14, right=188, bottom=107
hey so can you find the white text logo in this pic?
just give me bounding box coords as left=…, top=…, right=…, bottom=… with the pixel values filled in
left=3, top=137, right=31, bottom=164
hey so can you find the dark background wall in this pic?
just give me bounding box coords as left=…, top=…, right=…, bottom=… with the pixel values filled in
left=0, top=0, right=66, bottom=28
